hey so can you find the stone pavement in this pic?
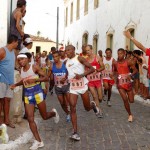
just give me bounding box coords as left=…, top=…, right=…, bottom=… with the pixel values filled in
left=1, top=89, right=150, bottom=150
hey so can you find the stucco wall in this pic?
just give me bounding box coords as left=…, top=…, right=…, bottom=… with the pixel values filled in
left=64, top=0, right=150, bottom=59
left=0, top=0, right=17, bottom=47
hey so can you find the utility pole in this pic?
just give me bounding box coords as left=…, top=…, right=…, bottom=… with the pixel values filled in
left=56, top=7, right=59, bottom=51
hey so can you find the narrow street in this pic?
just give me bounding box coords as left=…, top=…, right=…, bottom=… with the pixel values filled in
left=5, top=89, right=149, bottom=150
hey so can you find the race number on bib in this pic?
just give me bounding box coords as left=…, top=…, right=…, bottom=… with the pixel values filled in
left=87, top=72, right=101, bottom=81
left=118, top=74, right=130, bottom=85
left=55, top=76, right=68, bottom=87
left=102, top=70, right=111, bottom=78
left=70, top=78, right=84, bottom=90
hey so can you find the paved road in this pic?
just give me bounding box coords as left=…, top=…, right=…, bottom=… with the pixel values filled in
left=3, top=90, right=150, bottom=150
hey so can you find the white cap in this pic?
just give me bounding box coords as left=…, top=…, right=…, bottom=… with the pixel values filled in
left=19, top=47, right=29, bottom=54
left=24, top=38, right=33, bottom=44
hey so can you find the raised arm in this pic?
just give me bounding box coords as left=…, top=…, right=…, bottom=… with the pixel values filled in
left=123, top=30, right=146, bottom=53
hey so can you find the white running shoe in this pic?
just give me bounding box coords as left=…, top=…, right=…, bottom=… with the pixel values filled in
left=52, top=108, right=60, bottom=124
left=91, top=101, right=99, bottom=115
left=30, top=140, right=44, bottom=150
left=70, top=133, right=80, bottom=141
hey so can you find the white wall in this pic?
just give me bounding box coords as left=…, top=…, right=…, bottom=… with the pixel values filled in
left=0, top=0, right=17, bottom=47
left=64, top=0, right=150, bottom=59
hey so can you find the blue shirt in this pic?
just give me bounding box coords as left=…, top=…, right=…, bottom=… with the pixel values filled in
left=0, top=47, right=15, bottom=84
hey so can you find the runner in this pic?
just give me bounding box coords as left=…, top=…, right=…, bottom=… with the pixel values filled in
left=102, top=48, right=116, bottom=106
left=86, top=45, right=105, bottom=118
left=49, top=51, right=70, bottom=122
left=113, top=48, right=134, bottom=122
left=10, top=53, right=59, bottom=150
left=65, top=45, right=99, bottom=141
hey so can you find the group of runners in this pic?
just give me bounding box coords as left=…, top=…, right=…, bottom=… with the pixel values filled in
left=9, top=31, right=147, bottom=149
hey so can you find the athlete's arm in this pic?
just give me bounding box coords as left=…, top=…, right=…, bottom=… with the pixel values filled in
left=124, top=30, right=146, bottom=53
left=127, top=60, right=138, bottom=76
left=15, top=11, right=24, bottom=37
left=77, top=56, right=95, bottom=78
left=97, top=56, right=105, bottom=72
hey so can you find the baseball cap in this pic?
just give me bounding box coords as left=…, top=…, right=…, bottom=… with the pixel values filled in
left=24, top=38, right=32, bottom=44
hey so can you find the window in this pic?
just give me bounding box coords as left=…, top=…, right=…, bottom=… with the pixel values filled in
left=93, top=35, right=98, bottom=54
left=76, top=0, right=80, bottom=20
left=65, top=7, right=68, bottom=27
left=94, top=0, right=99, bottom=9
left=107, top=34, right=113, bottom=50
left=125, top=29, right=135, bottom=51
left=70, top=3, right=73, bottom=23
left=82, top=32, right=88, bottom=45
left=36, top=46, right=41, bottom=54
left=84, top=0, right=88, bottom=15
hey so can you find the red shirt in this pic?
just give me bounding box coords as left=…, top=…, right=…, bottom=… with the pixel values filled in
left=146, top=48, right=150, bottom=76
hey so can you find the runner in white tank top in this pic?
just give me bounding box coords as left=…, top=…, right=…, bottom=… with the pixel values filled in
left=65, top=45, right=100, bottom=141
left=102, top=48, right=116, bottom=106
left=10, top=53, right=59, bottom=150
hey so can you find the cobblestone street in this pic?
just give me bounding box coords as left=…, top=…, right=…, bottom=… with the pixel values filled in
left=10, top=90, right=150, bottom=150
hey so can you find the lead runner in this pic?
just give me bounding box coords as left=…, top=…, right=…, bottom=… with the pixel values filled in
left=65, top=45, right=99, bottom=141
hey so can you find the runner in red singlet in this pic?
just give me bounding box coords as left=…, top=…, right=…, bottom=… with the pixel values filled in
left=114, top=48, right=134, bottom=122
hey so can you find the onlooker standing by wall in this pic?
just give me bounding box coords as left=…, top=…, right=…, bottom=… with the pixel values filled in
left=0, top=35, right=18, bottom=128
left=10, top=0, right=26, bottom=50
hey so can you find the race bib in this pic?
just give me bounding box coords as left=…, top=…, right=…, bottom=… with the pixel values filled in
left=87, top=72, right=101, bottom=81
left=118, top=74, right=131, bottom=85
left=55, top=76, right=68, bottom=87
left=23, top=75, right=39, bottom=88
left=70, top=78, right=84, bottom=90
left=102, top=70, right=111, bottom=78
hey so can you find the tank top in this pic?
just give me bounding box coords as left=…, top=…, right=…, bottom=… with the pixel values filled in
left=10, top=10, right=21, bottom=39
left=21, top=65, right=39, bottom=88
left=66, top=55, right=88, bottom=86
left=116, top=60, right=132, bottom=90
left=0, top=47, right=15, bottom=84
left=52, top=62, right=68, bottom=87
left=102, top=57, right=113, bottom=79
left=87, top=56, right=101, bottom=81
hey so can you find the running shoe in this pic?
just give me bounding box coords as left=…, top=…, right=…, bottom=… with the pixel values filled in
left=128, top=115, right=133, bottom=122
left=52, top=108, right=60, bottom=124
left=70, top=133, right=80, bottom=141
left=97, top=111, right=104, bottom=118
left=30, top=140, right=44, bottom=150
left=107, top=100, right=111, bottom=107
left=91, top=101, right=99, bottom=114
left=66, top=114, right=71, bottom=122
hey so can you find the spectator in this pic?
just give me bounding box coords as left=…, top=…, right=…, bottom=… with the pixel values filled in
left=10, top=0, right=26, bottom=50
left=0, top=35, right=18, bottom=128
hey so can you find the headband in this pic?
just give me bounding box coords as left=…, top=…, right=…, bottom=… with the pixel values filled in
left=17, top=54, right=27, bottom=59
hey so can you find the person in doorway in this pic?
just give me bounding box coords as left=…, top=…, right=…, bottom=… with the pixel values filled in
left=10, top=0, right=26, bottom=50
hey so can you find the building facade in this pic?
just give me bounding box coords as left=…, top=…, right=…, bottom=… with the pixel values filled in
left=0, top=0, right=17, bottom=47
left=30, top=35, right=61, bottom=54
left=64, top=0, right=150, bottom=58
